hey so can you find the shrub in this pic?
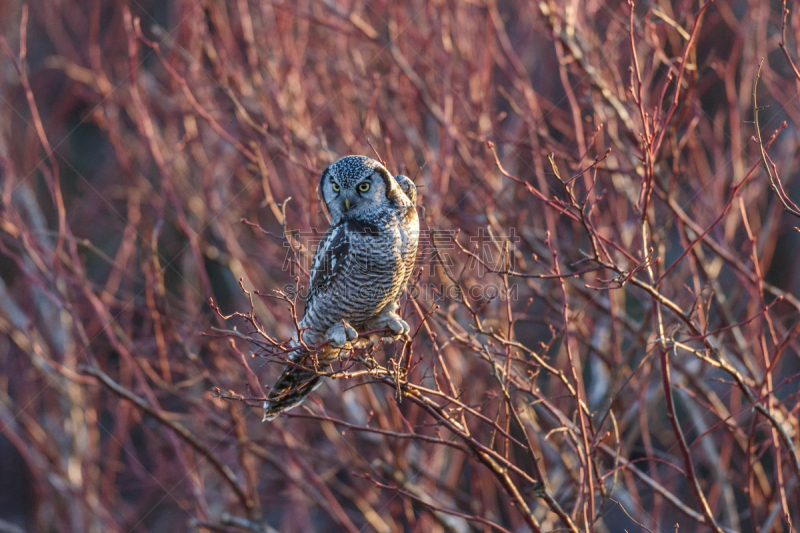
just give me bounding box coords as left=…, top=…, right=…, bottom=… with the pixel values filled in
left=2, top=0, right=800, bottom=531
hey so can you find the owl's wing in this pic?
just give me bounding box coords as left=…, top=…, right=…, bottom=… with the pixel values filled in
left=306, top=222, right=349, bottom=310
left=393, top=174, right=417, bottom=205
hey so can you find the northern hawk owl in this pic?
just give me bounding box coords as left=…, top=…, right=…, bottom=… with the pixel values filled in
left=263, top=155, right=419, bottom=420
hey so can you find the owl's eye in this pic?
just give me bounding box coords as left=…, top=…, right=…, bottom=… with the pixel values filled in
left=358, top=182, right=371, bottom=193
left=331, top=183, right=340, bottom=192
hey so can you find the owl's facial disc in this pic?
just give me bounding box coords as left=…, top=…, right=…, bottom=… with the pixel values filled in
left=331, top=173, right=378, bottom=215
left=337, top=187, right=355, bottom=212
left=322, top=156, right=394, bottom=221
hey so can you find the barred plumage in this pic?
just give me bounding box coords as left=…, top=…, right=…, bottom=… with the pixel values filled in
left=263, top=156, right=419, bottom=421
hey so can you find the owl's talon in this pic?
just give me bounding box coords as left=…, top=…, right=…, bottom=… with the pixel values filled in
left=366, top=303, right=410, bottom=342
left=383, top=316, right=410, bottom=340
left=327, top=321, right=358, bottom=348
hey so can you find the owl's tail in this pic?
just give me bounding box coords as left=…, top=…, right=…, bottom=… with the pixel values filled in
left=262, top=358, right=327, bottom=421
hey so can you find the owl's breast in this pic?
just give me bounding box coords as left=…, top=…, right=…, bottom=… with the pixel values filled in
left=302, top=209, right=419, bottom=332
left=347, top=217, right=404, bottom=272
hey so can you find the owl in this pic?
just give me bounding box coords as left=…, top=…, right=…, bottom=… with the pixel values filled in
left=263, top=156, right=419, bottom=421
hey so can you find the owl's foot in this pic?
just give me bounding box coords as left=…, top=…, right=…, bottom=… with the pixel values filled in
left=326, top=321, right=358, bottom=348
left=385, top=315, right=411, bottom=339
left=368, top=311, right=410, bottom=341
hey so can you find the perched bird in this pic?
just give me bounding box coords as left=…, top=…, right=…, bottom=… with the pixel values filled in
left=263, top=155, right=419, bottom=421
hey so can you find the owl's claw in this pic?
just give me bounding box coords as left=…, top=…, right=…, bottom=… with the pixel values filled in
left=385, top=316, right=410, bottom=339
left=327, top=321, right=358, bottom=348
left=367, top=310, right=410, bottom=341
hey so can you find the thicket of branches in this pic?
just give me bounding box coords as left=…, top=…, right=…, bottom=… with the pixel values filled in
left=3, top=0, right=800, bottom=531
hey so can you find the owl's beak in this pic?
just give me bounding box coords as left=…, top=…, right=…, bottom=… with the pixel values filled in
left=344, top=198, right=351, bottom=211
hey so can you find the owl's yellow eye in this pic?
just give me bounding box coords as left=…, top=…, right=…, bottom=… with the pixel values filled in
left=331, top=183, right=340, bottom=192
left=358, top=182, right=370, bottom=193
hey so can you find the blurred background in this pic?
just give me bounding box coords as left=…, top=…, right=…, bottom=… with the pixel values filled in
left=3, top=0, right=800, bottom=531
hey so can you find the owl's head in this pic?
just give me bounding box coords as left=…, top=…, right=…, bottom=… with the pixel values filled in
left=319, top=156, right=414, bottom=222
